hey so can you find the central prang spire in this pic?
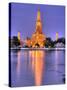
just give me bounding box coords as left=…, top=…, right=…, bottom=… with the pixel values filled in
left=37, top=9, right=41, bottom=22
left=36, top=9, right=42, bottom=34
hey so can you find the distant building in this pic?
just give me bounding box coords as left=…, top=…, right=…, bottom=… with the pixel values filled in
left=54, top=43, right=65, bottom=48
left=25, top=37, right=32, bottom=47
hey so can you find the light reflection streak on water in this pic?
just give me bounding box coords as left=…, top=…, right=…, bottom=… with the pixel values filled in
left=55, top=49, right=59, bottom=71
left=16, top=50, right=21, bottom=78
left=29, top=50, right=45, bottom=86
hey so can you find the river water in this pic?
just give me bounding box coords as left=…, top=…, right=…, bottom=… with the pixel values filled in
left=10, top=49, right=65, bottom=87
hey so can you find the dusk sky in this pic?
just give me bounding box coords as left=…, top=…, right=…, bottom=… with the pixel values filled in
left=10, top=3, right=65, bottom=41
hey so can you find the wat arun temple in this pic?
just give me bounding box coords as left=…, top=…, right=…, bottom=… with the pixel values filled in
left=17, top=9, right=63, bottom=48
left=25, top=9, right=46, bottom=48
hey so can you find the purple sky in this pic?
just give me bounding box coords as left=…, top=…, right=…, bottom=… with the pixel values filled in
left=10, top=3, right=65, bottom=40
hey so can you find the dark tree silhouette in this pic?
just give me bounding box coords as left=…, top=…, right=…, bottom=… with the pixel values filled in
left=45, top=37, right=54, bottom=48
left=11, top=36, right=20, bottom=47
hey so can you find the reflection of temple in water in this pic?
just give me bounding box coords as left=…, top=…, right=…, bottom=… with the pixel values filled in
left=16, top=50, right=45, bottom=86
left=29, top=50, right=45, bottom=86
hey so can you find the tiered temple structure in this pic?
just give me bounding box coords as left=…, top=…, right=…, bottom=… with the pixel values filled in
left=25, top=9, right=46, bottom=48
left=31, top=9, right=46, bottom=48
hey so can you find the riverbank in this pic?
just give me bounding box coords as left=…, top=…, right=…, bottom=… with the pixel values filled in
left=10, top=47, right=65, bottom=51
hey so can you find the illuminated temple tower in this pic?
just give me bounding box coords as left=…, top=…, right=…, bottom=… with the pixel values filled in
left=31, top=9, right=46, bottom=48
left=56, top=32, right=58, bottom=41
left=18, top=32, right=21, bottom=41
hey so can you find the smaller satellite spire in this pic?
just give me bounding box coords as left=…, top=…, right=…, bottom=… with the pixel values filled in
left=56, top=32, right=58, bottom=41
left=18, top=32, right=21, bottom=41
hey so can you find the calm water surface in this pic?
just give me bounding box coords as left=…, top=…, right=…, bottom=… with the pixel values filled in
left=10, top=49, right=65, bottom=87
